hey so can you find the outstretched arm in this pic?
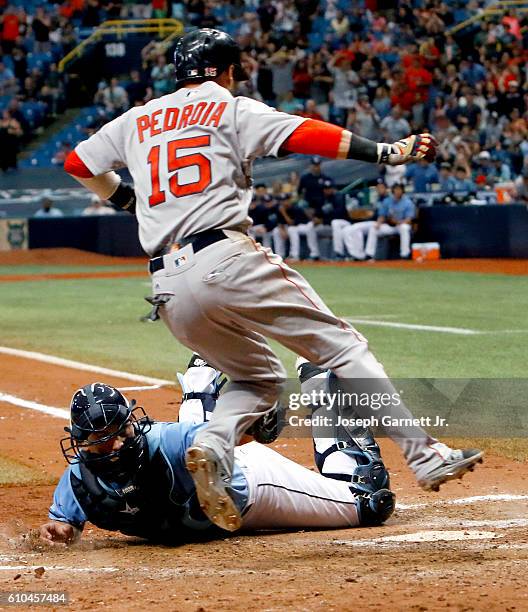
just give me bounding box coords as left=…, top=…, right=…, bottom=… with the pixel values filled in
left=39, top=520, right=81, bottom=545
left=280, top=119, right=437, bottom=165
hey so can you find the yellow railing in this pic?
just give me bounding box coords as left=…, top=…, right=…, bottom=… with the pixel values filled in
left=448, top=0, right=528, bottom=35
left=58, top=18, right=184, bottom=72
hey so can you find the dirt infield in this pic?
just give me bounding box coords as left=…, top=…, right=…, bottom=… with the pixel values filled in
left=1, top=352, right=527, bottom=610
left=0, top=248, right=527, bottom=279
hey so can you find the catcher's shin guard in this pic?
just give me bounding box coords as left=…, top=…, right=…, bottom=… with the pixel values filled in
left=297, top=357, right=390, bottom=495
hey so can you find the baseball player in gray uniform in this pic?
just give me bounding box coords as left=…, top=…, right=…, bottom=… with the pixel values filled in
left=64, top=29, right=483, bottom=532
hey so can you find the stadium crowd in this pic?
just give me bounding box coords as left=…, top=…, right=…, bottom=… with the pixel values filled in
left=1, top=1, right=527, bottom=209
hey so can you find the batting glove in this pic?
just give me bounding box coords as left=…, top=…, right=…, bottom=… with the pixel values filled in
left=377, top=133, right=438, bottom=166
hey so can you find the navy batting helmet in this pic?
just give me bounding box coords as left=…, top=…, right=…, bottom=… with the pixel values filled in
left=173, top=28, right=249, bottom=89
left=61, top=383, right=151, bottom=481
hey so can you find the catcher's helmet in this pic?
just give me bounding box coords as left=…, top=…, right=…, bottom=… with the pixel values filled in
left=61, top=383, right=151, bottom=481
left=173, top=28, right=249, bottom=89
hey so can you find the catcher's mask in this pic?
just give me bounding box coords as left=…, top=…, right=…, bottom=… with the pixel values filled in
left=61, top=383, right=151, bottom=482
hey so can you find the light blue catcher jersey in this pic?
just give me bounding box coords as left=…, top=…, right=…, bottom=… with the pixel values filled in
left=49, top=422, right=249, bottom=533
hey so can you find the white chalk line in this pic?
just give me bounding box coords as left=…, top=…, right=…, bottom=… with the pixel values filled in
left=346, top=318, right=528, bottom=336
left=0, top=346, right=173, bottom=386
left=117, top=384, right=161, bottom=392
left=0, top=392, right=69, bottom=419
left=397, top=494, right=528, bottom=510
left=0, top=386, right=163, bottom=420
left=418, top=518, right=528, bottom=530
left=347, top=318, right=479, bottom=335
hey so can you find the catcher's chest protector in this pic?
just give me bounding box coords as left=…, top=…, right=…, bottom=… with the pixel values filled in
left=70, top=449, right=210, bottom=539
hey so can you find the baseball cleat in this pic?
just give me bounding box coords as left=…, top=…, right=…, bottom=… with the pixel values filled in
left=185, top=444, right=242, bottom=532
left=418, top=448, right=484, bottom=492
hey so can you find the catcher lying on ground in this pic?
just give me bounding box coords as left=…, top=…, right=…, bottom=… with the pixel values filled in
left=40, top=356, right=394, bottom=544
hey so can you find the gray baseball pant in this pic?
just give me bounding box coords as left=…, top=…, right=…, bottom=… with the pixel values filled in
left=152, top=231, right=434, bottom=476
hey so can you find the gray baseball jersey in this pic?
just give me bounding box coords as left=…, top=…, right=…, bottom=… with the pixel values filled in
left=75, top=82, right=305, bottom=255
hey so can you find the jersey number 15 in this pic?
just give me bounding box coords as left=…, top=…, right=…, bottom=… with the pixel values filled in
left=147, top=135, right=212, bottom=206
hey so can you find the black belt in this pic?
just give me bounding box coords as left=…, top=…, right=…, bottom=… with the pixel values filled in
left=149, top=229, right=228, bottom=274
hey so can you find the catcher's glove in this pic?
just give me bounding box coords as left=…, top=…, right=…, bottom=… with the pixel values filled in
left=377, top=133, right=438, bottom=166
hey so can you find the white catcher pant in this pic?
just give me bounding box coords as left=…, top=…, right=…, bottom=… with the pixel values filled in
left=236, top=443, right=359, bottom=530
left=287, top=222, right=319, bottom=259
left=365, top=222, right=412, bottom=258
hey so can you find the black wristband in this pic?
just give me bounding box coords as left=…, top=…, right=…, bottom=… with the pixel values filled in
left=109, top=182, right=136, bottom=214
left=346, top=133, right=379, bottom=163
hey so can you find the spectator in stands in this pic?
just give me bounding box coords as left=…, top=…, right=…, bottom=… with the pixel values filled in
left=126, top=69, right=151, bottom=106
left=1, top=6, right=22, bottom=54
left=405, top=159, right=439, bottom=192
left=353, top=95, right=381, bottom=141
left=438, top=162, right=457, bottom=192
left=453, top=165, right=477, bottom=193
left=82, top=0, right=103, bottom=28
left=328, top=52, right=359, bottom=126
left=0, top=60, right=17, bottom=96
left=460, top=58, right=487, bottom=89
left=11, top=46, right=27, bottom=89
left=342, top=180, right=388, bottom=261
left=270, top=48, right=294, bottom=103
left=331, top=10, right=349, bottom=38
left=292, top=58, right=312, bottom=100
left=309, top=58, right=332, bottom=112
left=501, top=80, right=524, bottom=116
left=32, top=7, right=52, bottom=53
left=0, top=109, right=23, bottom=171
left=298, top=99, right=324, bottom=121
left=7, top=98, right=28, bottom=139
left=39, top=63, right=64, bottom=117
left=96, top=77, right=129, bottom=117
left=257, top=0, right=277, bottom=33
left=365, top=183, right=414, bottom=260
left=380, top=106, right=411, bottom=143
left=298, top=156, right=331, bottom=209
left=151, top=54, right=173, bottom=98
left=372, top=86, right=392, bottom=120
left=34, top=197, right=64, bottom=218
left=82, top=194, right=117, bottom=216
left=278, top=90, right=302, bottom=114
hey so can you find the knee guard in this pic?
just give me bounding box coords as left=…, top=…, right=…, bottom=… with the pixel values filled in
left=246, top=402, right=287, bottom=444
left=356, top=489, right=396, bottom=526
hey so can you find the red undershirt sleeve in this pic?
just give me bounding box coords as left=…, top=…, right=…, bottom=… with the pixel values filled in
left=280, top=119, right=352, bottom=160
left=64, top=150, right=94, bottom=178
